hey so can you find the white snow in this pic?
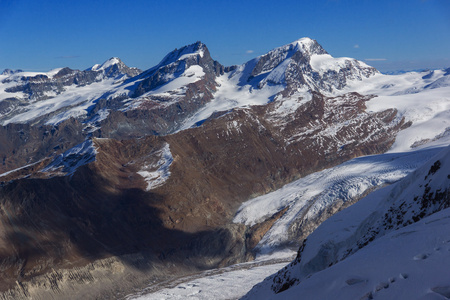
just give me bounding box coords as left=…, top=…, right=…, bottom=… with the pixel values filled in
left=291, top=37, right=316, bottom=52
left=148, top=43, right=205, bottom=74
left=137, top=143, right=173, bottom=191
left=2, top=78, right=117, bottom=125
left=178, top=65, right=285, bottom=131
left=246, top=207, right=450, bottom=300
left=122, top=65, right=206, bottom=111
left=310, top=54, right=354, bottom=76
left=366, top=87, right=450, bottom=153
left=41, top=139, right=97, bottom=176
left=127, top=251, right=295, bottom=300
left=233, top=145, right=444, bottom=255
left=87, top=57, right=122, bottom=72
left=97, top=57, right=121, bottom=70
left=124, top=46, right=450, bottom=300
left=149, top=65, right=204, bottom=95
left=329, top=70, right=450, bottom=152
left=0, top=70, right=62, bottom=102
left=130, top=262, right=289, bottom=300
left=90, top=108, right=110, bottom=123
left=130, top=145, right=449, bottom=300
left=244, top=145, right=450, bottom=300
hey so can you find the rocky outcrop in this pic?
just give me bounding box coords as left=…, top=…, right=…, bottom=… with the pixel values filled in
left=0, top=118, right=84, bottom=174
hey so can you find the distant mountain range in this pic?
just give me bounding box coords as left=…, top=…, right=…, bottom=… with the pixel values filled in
left=0, top=38, right=449, bottom=299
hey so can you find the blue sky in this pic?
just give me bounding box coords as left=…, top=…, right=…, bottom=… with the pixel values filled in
left=0, top=0, right=449, bottom=73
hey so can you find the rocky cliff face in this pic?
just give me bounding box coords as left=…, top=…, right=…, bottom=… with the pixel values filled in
left=0, top=118, right=84, bottom=174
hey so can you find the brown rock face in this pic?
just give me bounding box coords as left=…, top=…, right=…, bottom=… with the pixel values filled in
left=0, top=118, right=84, bottom=174
left=0, top=91, right=406, bottom=297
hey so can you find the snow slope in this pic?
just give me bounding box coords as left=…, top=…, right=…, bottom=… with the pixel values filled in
left=179, top=38, right=378, bottom=131
left=121, top=65, right=206, bottom=111
left=129, top=261, right=290, bottom=300
left=244, top=145, right=450, bottom=299
left=247, top=207, right=450, bottom=300
left=41, top=139, right=97, bottom=176
left=232, top=69, right=449, bottom=253
left=137, top=143, right=174, bottom=191
left=0, top=58, right=139, bottom=125
left=3, top=78, right=118, bottom=125
left=234, top=143, right=446, bottom=255
left=342, top=70, right=450, bottom=153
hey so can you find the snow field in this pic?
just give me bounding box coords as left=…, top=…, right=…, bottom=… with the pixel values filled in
left=129, top=261, right=291, bottom=300
left=246, top=207, right=450, bottom=300
left=137, top=143, right=174, bottom=191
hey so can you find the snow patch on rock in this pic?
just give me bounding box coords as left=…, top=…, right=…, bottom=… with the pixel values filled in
left=41, top=140, right=97, bottom=176
left=138, top=143, right=173, bottom=191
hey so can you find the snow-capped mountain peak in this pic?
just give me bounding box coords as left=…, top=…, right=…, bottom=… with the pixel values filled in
left=130, top=41, right=223, bottom=99
left=223, top=37, right=377, bottom=101
left=87, top=57, right=141, bottom=79
left=136, top=41, right=209, bottom=79
left=157, top=41, right=206, bottom=67
left=290, top=37, right=328, bottom=56
left=245, top=38, right=327, bottom=82
left=89, top=57, right=123, bottom=71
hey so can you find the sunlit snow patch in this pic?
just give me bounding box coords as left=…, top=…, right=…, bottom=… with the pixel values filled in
left=41, top=140, right=97, bottom=176
left=138, top=143, right=173, bottom=191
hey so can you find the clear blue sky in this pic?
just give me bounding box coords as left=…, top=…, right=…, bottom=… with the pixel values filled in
left=1, top=0, right=449, bottom=73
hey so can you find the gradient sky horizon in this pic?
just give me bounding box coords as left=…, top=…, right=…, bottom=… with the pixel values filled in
left=1, top=0, right=449, bottom=73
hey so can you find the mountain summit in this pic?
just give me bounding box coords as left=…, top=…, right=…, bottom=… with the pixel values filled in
left=131, top=41, right=224, bottom=98
left=239, top=37, right=378, bottom=95
left=88, top=57, right=141, bottom=78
